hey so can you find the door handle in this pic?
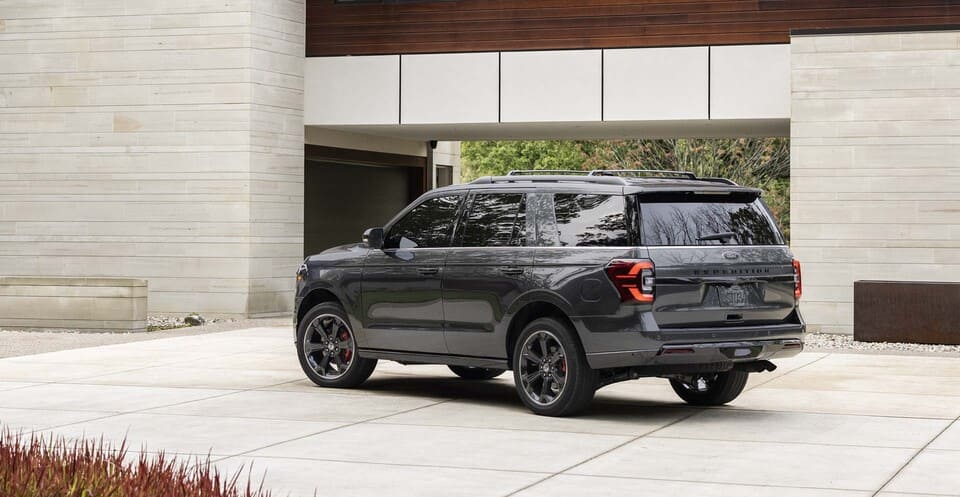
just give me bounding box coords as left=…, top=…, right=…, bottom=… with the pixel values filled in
left=499, top=266, right=525, bottom=276
left=416, top=267, right=440, bottom=276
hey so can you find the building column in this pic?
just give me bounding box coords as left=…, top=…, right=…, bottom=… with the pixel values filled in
left=0, top=0, right=305, bottom=317
left=790, top=29, right=960, bottom=334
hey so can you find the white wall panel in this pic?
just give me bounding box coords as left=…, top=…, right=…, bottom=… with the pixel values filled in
left=500, top=50, right=601, bottom=123
left=305, top=55, right=399, bottom=125
left=604, top=47, right=708, bottom=121
left=401, top=52, right=499, bottom=124
left=711, top=44, right=791, bottom=119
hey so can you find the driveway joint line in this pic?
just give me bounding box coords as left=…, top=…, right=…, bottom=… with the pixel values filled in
left=556, top=472, right=880, bottom=493
left=871, top=416, right=960, bottom=496
left=208, top=397, right=458, bottom=466
left=503, top=406, right=706, bottom=497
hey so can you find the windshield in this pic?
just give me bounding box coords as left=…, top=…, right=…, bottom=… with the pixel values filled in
left=637, top=193, right=782, bottom=246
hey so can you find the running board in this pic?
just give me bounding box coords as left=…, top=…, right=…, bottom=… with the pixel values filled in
left=358, top=348, right=509, bottom=369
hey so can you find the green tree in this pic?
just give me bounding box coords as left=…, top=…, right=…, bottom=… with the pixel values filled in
left=461, top=138, right=791, bottom=240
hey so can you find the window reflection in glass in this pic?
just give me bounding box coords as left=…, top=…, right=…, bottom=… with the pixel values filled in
left=384, top=195, right=462, bottom=249
left=554, top=194, right=629, bottom=247
left=460, top=193, right=526, bottom=247
left=640, top=197, right=780, bottom=246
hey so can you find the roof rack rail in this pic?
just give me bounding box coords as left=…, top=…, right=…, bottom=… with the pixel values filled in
left=698, top=177, right=739, bottom=186
left=472, top=175, right=628, bottom=186
left=506, top=169, right=587, bottom=176
left=588, top=169, right=697, bottom=180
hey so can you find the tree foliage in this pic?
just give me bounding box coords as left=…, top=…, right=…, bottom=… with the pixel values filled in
left=462, top=138, right=791, bottom=240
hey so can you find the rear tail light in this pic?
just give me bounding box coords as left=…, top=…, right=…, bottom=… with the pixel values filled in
left=605, top=259, right=655, bottom=303
left=792, top=258, right=802, bottom=300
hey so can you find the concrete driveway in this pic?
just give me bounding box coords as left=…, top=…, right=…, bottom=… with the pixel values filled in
left=1, top=327, right=958, bottom=497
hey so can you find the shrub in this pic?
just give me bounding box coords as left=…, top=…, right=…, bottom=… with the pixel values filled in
left=0, top=429, right=270, bottom=497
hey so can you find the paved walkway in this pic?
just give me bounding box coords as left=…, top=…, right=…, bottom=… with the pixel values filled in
left=0, top=327, right=958, bottom=497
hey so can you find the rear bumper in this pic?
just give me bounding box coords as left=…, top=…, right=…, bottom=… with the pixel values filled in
left=584, top=322, right=805, bottom=370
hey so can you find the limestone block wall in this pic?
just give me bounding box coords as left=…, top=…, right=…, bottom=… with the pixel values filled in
left=0, top=0, right=305, bottom=317
left=791, top=30, right=960, bottom=334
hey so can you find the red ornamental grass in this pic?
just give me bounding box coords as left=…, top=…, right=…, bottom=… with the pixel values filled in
left=0, top=429, right=270, bottom=497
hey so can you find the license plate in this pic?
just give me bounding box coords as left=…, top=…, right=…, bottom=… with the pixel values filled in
left=719, top=285, right=747, bottom=306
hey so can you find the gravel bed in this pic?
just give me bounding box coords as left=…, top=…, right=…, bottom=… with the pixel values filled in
left=805, top=331, right=960, bottom=356
left=0, top=316, right=291, bottom=359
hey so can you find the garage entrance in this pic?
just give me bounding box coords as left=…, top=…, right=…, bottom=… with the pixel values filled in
left=303, top=145, right=427, bottom=257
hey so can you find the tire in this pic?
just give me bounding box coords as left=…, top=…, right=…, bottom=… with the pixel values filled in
left=296, top=302, right=377, bottom=388
left=669, top=370, right=749, bottom=406
left=448, top=365, right=506, bottom=380
left=512, top=317, right=597, bottom=417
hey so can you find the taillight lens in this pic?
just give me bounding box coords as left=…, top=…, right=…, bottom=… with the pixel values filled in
left=605, top=259, right=655, bottom=303
left=792, top=258, right=802, bottom=300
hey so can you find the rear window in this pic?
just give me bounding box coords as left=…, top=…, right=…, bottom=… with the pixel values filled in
left=638, top=193, right=782, bottom=246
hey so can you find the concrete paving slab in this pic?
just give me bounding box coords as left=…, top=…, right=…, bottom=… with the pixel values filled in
left=70, top=365, right=303, bottom=390
left=513, top=474, right=872, bottom=497
left=39, top=412, right=343, bottom=457
left=250, top=422, right=632, bottom=473
left=149, top=389, right=442, bottom=423
left=569, top=437, right=915, bottom=491
left=0, top=383, right=232, bottom=412
left=371, top=398, right=694, bottom=436
left=0, top=381, right=39, bottom=391
left=731, top=387, right=960, bottom=419
left=0, top=361, right=143, bottom=382
left=884, top=449, right=960, bottom=495
left=763, top=371, right=960, bottom=397
left=213, top=456, right=549, bottom=497
left=0, top=407, right=115, bottom=433
left=929, top=420, right=960, bottom=450
left=654, top=409, right=951, bottom=448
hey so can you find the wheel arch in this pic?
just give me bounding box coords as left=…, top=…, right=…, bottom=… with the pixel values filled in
left=505, top=300, right=582, bottom=365
left=296, top=286, right=344, bottom=326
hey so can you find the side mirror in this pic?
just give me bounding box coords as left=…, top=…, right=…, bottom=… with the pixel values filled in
left=363, top=227, right=384, bottom=249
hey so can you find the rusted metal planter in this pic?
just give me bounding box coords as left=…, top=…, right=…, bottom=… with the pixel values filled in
left=854, top=280, right=960, bottom=345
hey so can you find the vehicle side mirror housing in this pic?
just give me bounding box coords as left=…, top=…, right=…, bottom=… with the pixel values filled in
left=363, top=227, right=384, bottom=249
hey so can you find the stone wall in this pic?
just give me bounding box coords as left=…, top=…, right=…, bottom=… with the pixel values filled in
left=791, top=30, right=960, bottom=334
left=0, top=0, right=304, bottom=316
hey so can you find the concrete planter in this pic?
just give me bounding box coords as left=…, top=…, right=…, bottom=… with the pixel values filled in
left=0, top=277, right=147, bottom=333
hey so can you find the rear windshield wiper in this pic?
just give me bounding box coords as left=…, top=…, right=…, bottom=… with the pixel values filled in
left=698, top=231, right=736, bottom=243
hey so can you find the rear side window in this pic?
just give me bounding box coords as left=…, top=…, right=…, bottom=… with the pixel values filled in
left=459, top=193, right=526, bottom=247
left=385, top=194, right=462, bottom=249
left=551, top=194, right=630, bottom=247
left=638, top=193, right=782, bottom=246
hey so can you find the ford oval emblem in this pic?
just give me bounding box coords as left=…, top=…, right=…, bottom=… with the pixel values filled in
left=722, top=251, right=740, bottom=260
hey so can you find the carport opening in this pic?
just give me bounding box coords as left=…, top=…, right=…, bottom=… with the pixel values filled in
left=303, top=145, right=429, bottom=257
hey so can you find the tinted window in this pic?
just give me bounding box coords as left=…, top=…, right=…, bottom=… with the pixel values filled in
left=460, top=193, right=526, bottom=247
left=385, top=195, right=462, bottom=249
left=639, top=194, right=781, bottom=246
left=554, top=194, right=630, bottom=247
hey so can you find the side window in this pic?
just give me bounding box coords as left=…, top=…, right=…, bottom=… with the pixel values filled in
left=384, top=195, right=462, bottom=249
left=553, top=194, right=630, bottom=247
left=459, top=193, right=526, bottom=247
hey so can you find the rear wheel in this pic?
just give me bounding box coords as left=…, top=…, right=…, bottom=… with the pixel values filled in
left=297, top=302, right=377, bottom=388
left=448, top=365, right=505, bottom=380
left=669, top=370, right=748, bottom=406
left=512, top=317, right=597, bottom=417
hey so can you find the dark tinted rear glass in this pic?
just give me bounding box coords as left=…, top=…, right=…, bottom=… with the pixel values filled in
left=554, top=194, right=629, bottom=247
left=638, top=193, right=781, bottom=246
left=385, top=194, right=462, bottom=249
left=459, top=193, right=526, bottom=247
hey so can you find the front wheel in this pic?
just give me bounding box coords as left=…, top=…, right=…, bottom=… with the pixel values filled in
left=448, top=365, right=505, bottom=380
left=512, top=317, right=597, bottom=417
left=297, top=302, right=377, bottom=388
left=669, top=370, right=749, bottom=406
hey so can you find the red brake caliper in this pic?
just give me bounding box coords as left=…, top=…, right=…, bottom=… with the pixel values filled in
left=340, top=330, right=352, bottom=362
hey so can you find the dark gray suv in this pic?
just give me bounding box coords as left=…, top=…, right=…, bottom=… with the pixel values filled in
left=294, top=170, right=804, bottom=416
